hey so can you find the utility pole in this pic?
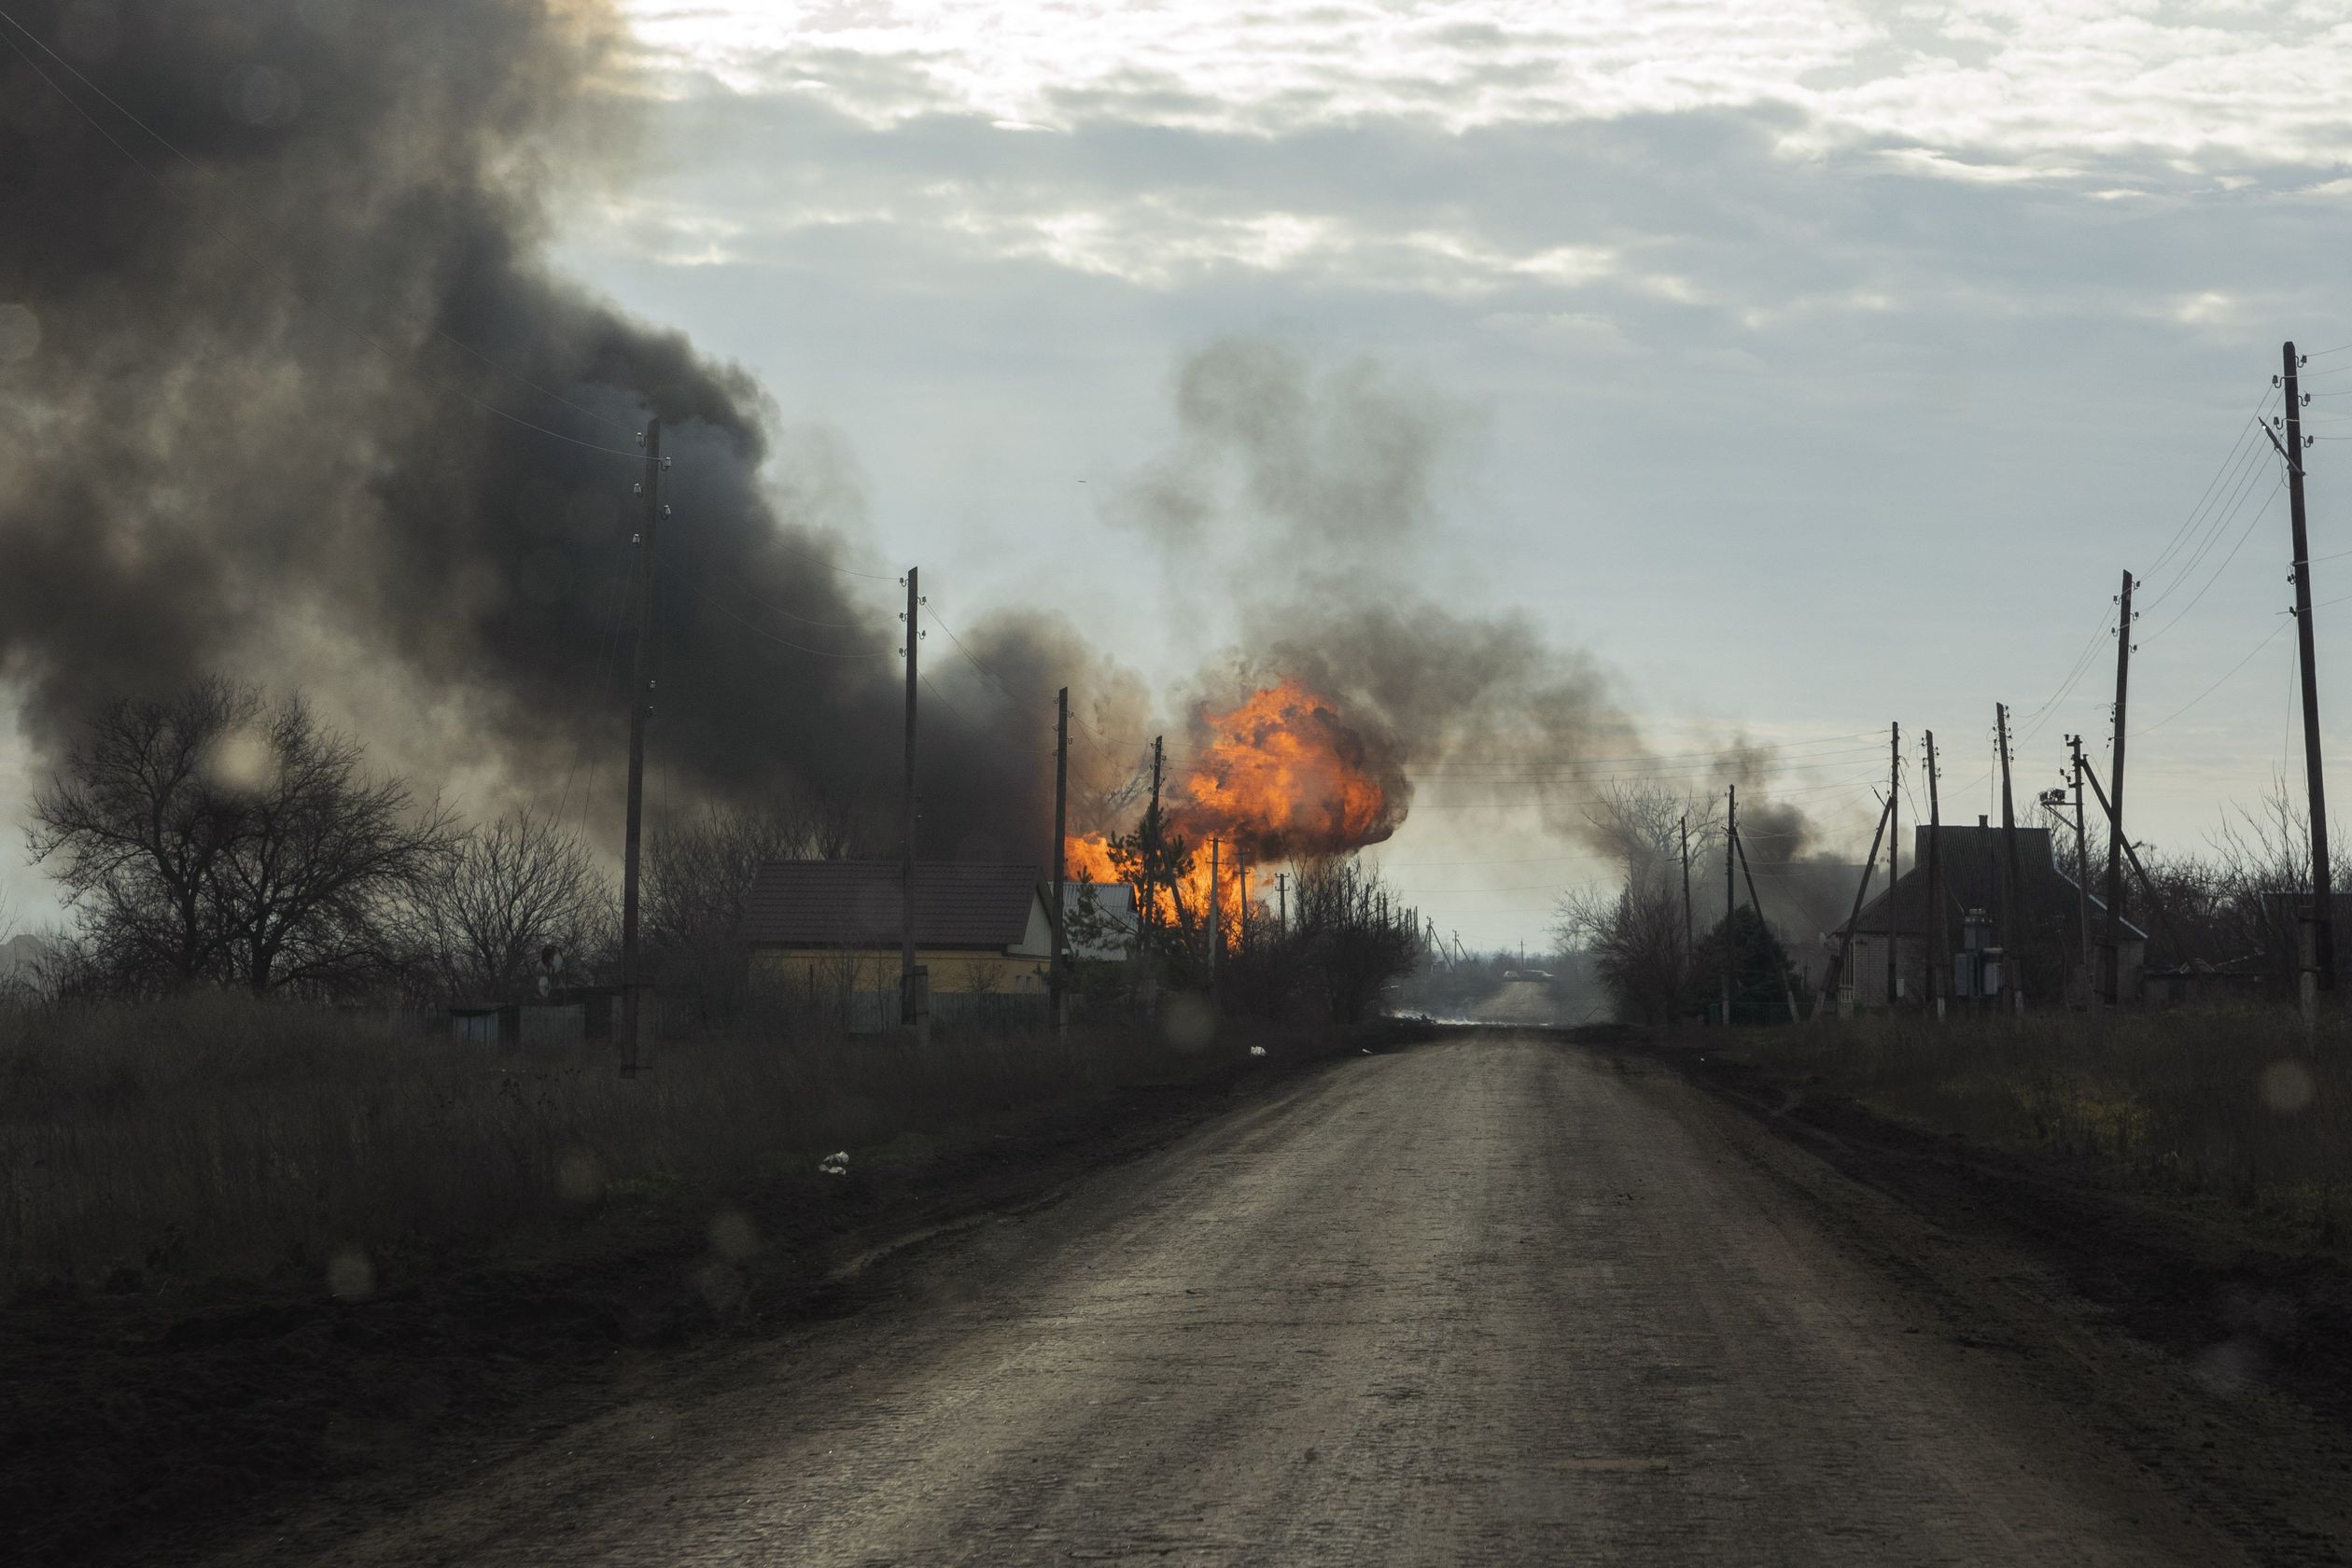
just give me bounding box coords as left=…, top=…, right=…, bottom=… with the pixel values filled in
left=1723, top=786, right=1736, bottom=1026
left=1208, top=835, right=1222, bottom=1001
left=1996, top=703, right=2022, bottom=1013
left=1142, top=735, right=1164, bottom=1015
left=1815, top=796, right=1894, bottom=1020
left=901, top=566, right=922, bottom=1031
left=1733, top=825, right=1799, bottom=1023
left=1925, top=730, right=1944, bottom=1022
left=2283, top=342, right=2335, bottom=1010
left=1278, top=871, right=1288, bottom=936
left=2103, top=570, right=2135, bottom=1008
left=2082, top=758, right=2191, bottom=977
left=1051, top=685, right=1069, bottom=1032
left=1239, top=850, right=1252, bottom=950
left=2069, top=735, right=2092, bottom=983
left=619, top=417, right=665, bottom=1077
left=1680, top=812, right=1694, bottom=970
left=1142, top=735, right=1164, bottom=931
left=1887, top=721, right=1900, bottom=1011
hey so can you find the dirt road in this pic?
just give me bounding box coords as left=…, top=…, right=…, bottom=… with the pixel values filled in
left=224, top=1033, right=2347, bottom=1566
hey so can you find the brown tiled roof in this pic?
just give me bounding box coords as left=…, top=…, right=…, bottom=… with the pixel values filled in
left=1838, top=825, right=2148, bottom=943
left=743, top=861, right=1045, bottom=949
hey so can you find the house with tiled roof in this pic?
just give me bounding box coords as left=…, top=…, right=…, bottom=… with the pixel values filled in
left=743, top=860, right=1056, bottom=1001
left=1835, top=819, right=2148, bottom=1008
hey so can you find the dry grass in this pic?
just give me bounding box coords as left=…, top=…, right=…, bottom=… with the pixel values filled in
left=0, top=994, right=1251, bottom=1295
left=1738, top=1007, right=2352, bottom=1242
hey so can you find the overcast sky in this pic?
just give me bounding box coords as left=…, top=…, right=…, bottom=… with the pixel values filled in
left=542, top=0, right=2352, bottom=949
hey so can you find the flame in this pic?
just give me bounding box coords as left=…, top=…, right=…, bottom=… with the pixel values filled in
left=1169, top=679, right=1400, bottom=859
left=1061, top=678, right=1402, bottom=940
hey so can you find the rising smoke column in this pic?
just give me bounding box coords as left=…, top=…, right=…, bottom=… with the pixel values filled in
left=0, top=0, right=1113, bottom=860
left=1109, top=335, right=1853, bottom=872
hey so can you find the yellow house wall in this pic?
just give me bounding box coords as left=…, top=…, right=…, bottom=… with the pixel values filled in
left=752, top=947, right=1047, bottom=995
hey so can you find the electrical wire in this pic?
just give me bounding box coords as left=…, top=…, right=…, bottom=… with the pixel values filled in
left=688, top=582, right=891, bottom=658
left=2139, top=475, right=2285, bottom=645
left=2133, top=618, right=2291, bottom=737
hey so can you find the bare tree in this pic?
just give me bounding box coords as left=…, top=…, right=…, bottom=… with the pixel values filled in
left=1553, top=781, right=1720, bottom=1027
left=28, top=679, right=259, bottom=993
left=207, top=695, right=458, bottom=995
left=420, top=808, right=614, bottom=1001
left=29, top=680, right=455, bottom=998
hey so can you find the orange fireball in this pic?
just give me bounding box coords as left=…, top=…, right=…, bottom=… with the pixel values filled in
left=1061, top=678, right=1403, bottom=941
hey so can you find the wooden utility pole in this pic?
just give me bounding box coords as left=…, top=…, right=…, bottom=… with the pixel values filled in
left=618, top=417, right=664, bottom=1077
left=1142, top=735, right=1164, bottom=932
left=1733, top=827, right=1799, bottom=1023
left=900, top=566, right=922, bottom=1029
left=1886, top=722, right=1900, bottom=1010
left=1680, top=813, right=1693, bottom=967
left=1051, top=685, right=1069, bottom=1030
left=1142, top=735, right=1164, bottom=1014
left=2283, top=342, right=2336, bottom=1006
left=1208, top=835, right=1222, bottom=1000
left=1723, top=786, right=1736, bottom=1025
left=2083, top=758, right=2191, bottom=978
left=1996, top=703, right=2022, bottom=1013
left=1815, top=796, right=1894, bottom=1020
left=2103, top=570, right=2135, bottom=1007
left=1278, top=871, right=1288, bottom=936
left=1239, top=850, right=1252, bottom=949
left=1925, top=730, right=1944, bottom=1022
left=2069, top=735, right=2093, bottom=979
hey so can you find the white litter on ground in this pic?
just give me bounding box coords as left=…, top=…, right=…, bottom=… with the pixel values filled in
left=1249, top=1045, right=1267, bottom=1057
left=818, top=1152, right=850, bottom=1176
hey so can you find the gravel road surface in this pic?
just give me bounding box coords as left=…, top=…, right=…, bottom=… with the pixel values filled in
left=224, top=1032, right=2334, bottom=1566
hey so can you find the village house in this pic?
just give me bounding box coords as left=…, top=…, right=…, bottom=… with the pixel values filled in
left=1835, top=819, right=2148, bottom=1010
left=743, top=860, right=1057, bottom=1013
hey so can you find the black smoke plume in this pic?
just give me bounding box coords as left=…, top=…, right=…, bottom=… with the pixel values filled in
left=0, top=0, right=1104, bottom=861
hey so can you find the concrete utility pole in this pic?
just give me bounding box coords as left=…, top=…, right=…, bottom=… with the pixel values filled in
left=1723, top=786, right=1736, bottom=1026
left=1886, top=722, right=1900, bottom=1010
left=2103, top=570, right=2135, bottom=1008
left=901, top=567, right=922, bottom=1030
left=2069, top=735, right=2092, bottom=978
left=1925, top=730, right=1944, bottom=1022
left=1051, top=685, right=1069, bottom=1031
left=1996, top=703, right=2022, bottom=1013
left=2282, top=342, right=2335, bottom=1010
left=619, top=416, right=665, bottom=1077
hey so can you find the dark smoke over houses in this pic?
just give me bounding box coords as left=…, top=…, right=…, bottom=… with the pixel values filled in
left=0, top=0, right=1112, bottom=861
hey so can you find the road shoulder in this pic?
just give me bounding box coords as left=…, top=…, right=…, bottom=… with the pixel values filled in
left=1628, top=1033, right=2352, bottom=1562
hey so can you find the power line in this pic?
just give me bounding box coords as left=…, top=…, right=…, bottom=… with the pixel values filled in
left=2134, top=618, right=2292, bottom=737
left=2140, top=475, right=2285, bottom=644
left=688, top=582, right=891, bottom=658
